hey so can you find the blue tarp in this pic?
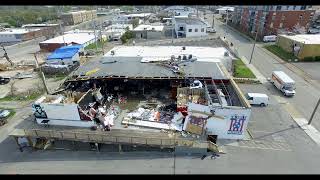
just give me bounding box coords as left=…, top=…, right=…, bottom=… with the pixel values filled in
left=47, top=45, right=82, bottom=60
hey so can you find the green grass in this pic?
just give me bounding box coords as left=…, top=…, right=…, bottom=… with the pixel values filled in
left=0, top=92, right=43, bottom=102
left=265, top=45, right=298, bottom=61
left=233, top=59, right=256, bottom=78
left=84, top=41, right=106, bottom=50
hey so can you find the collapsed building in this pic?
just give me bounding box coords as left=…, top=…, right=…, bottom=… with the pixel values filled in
left=10, top=46, right=251, bottom=153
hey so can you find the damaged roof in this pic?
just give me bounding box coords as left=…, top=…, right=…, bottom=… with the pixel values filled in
left=71, top=56, right=227, bottom=80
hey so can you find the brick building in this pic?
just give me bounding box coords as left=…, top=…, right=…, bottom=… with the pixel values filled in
left=230, top=6, right=315, bottom=40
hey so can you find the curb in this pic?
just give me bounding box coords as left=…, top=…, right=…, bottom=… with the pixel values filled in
left=233, top=77, right=261, bottom=84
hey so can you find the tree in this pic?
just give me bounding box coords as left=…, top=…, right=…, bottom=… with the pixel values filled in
left=120, top=30, right=134, bottom=44
left=130, top=19, right=139, bottom=29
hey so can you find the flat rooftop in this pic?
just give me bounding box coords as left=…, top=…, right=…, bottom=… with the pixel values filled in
left=0, top=28, right=41, bottom=34
left=280, top=34, right=320, bottom=44
left=40, top=33, right=95, bottom=45
left=71, top=56, right=227, bottom=79
left=174, top=18, right=207, bottom=26
left=133, top=25, right=164, bottom=32
left=104, top=46, right=233, bottom=62
left=22, top=24, right=59, bottom=28
left=123, top=13, right=152, bottom=18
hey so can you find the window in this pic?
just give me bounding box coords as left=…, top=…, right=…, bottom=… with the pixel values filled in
left=301, top=5, right=306, bottom=10
left=188, top=29, right=192, bottom=32
left=270, top=22, right=274, bottom=28
left=201, top=28, right=204, bottom=32
left=179, top=26, right=184, bottom=31
left=279, top=22, right=283, bottom=28
left=195, top=28, right=198, bottom=32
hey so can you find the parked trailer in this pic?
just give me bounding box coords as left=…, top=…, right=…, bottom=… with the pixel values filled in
left=271, top=71, right=296, bottom=96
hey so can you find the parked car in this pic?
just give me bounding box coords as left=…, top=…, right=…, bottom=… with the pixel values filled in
left=0, top=76, right=10, bottom=85
left=0, top=109, right=11, bottom=126
left=246, top=93, right=269, bottom=106
left=206, top=27, right=216, bottom=33
left=308, top=28, right=320, bottom=34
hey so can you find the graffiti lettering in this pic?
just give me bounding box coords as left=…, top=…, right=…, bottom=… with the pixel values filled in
left=227, top=115, right=246, bottom=135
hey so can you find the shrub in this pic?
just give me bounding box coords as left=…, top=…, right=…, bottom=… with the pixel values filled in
left=314, top=56, right=320, bottom=61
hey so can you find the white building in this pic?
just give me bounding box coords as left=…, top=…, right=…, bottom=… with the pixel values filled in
left=105, top=24, right=133, bottom=41
left=164, top=6, right=196, bottom=17
left=173, top=17, right=207, bottom=38
left=0, top=28, right=41, bottom=43
left=39, top=33, right=97, bottom=52
left=112, top=13, right=153, bottom=24
left=132, top=25, right=164, bottom=39
left=216, top=6, right=234, bottom=15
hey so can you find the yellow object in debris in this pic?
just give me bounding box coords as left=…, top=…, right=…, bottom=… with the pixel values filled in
left=85, top=68, right=99, bottom=76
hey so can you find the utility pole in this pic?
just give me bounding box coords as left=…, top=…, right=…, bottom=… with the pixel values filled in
left=212, top=14, right=215, bottom=28
left=93, top=20, right=98, bottom=52
left=308, top=98, right=320, bottom=125
left=171, top=12, right=174, bottom=44
left=100, top=23, right=105, bottom=54
left=33, top=53, right=49, bottom=94
left=249, top=29, right=259, bottom=64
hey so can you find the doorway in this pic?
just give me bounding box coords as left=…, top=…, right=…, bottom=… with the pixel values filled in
left=207, top=135, right=217, bottom=144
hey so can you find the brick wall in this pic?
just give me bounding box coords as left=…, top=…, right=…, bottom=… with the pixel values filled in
left=236, top=7, right=315, bottom=39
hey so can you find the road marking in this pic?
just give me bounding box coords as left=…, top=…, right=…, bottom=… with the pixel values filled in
left=273, top=95, right=320, bottom=146
left=227, top=140, right=292, bottom=151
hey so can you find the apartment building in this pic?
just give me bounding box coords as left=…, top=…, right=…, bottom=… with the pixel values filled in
left=61, top=10, right=97, bottom=26
left=230, top=6, right=315, bottom=39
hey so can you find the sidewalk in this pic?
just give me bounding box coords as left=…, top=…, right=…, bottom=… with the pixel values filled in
left=239, top=56, right=268, bottom=83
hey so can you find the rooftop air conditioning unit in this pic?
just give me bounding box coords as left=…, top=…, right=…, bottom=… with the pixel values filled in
left=171, top=55, right=175, bottom=60
left=224, top=51, right=229, bottom=57
left=188, top=54, right=192, bottom=59
left=182, top=46, right=186, bottom=50
left=111, top=50, right=115, bottom=55
left=183, top=55, right=187, bottom=60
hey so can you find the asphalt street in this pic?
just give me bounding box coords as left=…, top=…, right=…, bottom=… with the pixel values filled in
left=207, top=14, right=320, bottom=132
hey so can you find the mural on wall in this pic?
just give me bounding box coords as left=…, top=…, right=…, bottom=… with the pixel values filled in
left=32, top=104, right=48, bottom=119
left=227, top=115, right=247, bottom=135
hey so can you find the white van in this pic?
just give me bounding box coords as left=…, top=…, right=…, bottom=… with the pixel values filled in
left=246, top=93, right=269, bottom=106
left=263, top=35, right=277, bottom=42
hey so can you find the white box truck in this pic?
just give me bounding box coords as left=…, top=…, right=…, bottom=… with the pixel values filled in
left=271, top=71, right=296, bottom=96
